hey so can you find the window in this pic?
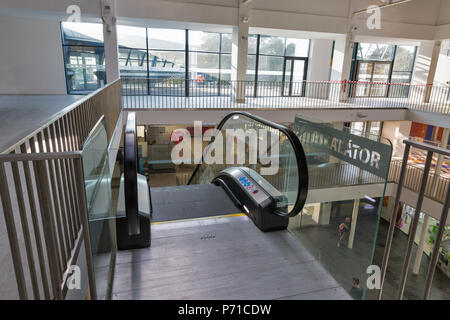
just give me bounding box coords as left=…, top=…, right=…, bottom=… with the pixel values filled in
left=246, top=34, right=310, bottom=97
left=148, top=28, right=186, bottom=83
left=188, top=31, right=232, bottom=95
left=61, top=22, right=105, bottom=94
left=117, top=25, right=147, bottom=78
left=148, top=28, right=185, bottom=50
left=117, top=26, right=232, bottom=96
left=357, top=43, right=395, bottom=61
left=353, top=43, right=417, bottom=98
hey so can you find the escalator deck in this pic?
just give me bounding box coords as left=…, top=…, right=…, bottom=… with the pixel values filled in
left=150, top=184, right=242, bottom=222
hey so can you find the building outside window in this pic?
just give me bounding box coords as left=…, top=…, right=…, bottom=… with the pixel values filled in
left=61, top=22, right=106, bottom=94
left=117, top=26, right=232, bottom=97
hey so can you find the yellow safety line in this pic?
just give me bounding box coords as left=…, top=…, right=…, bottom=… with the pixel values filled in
left=151, top=213, right=245, bottom=225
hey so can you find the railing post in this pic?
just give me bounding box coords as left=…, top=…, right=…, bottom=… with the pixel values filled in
left=423, top=181, right=450, bottom=299
left=0, top=163, right=28, bottom=300
left=34, top=159, right=63, bottom=300
left=377, top=144, right=410, bottom=300
left=397, top=150, right=433, bottom=299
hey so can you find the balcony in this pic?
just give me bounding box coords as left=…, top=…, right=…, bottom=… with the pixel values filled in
left=121, top=78, right=450, bottom=114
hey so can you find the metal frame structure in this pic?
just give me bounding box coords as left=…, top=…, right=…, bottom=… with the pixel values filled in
left=378, top=139, right=450, bottom=300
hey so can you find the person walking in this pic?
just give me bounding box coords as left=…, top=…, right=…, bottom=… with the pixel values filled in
left=337, top=217, right=351, bottom=247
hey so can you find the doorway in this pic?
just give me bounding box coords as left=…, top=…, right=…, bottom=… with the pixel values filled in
left=354, top=61, right=391, bottom=97
left=282, top=57, right=307, bottom=96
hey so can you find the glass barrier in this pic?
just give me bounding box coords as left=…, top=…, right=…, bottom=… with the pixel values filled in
left=287, top=116, right=392, bottom=300
left=81, top=117, right=116, bottom=299
left=189, top=112, right=306, bottom=216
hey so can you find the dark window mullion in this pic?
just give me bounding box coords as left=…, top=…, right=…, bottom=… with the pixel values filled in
left=218, top=33, right=222, bottom=96
left=185, top=29, right=189, bottom=97
left=146, top=28, right=150, bottom=95
left=254, top=34, right=260, bottom=97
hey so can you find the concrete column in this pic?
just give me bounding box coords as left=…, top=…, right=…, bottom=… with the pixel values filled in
left=348, top=199, right=360, bottom=249
left=101, top=0, right=120, bottom=83
left=412, top=214, right=430, bottom=275
left=307, top=39, right=333, bottom=98
left=431, top=128, right=449, bottom=197
left=434, top=40, right=450, bottom=86
left=318, top=202, right=332, bottom=225
left=329, top=35, right=353, bottom=102
left=231, top=0, right=249, bottom=103
left=381, top=121, right=412, bottom=159
left=412, top=41, right=441, bottom=85
left=311, top=203, right=321, bottom=224
left=382, top=196, right=395, bottom=222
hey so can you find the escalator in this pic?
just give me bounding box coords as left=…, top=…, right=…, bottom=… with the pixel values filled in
left=112, top=112, right=353, bottom=300
left=116, top=111, right=308, bottom=249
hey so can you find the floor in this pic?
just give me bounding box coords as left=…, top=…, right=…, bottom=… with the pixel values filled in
left=112, top=215, right=351, bottom=300
left=0, top=94, right=83, bottom=153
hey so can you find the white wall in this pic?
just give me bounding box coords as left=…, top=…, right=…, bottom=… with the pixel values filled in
left=0, top=14, right=66, bottom=94
left=381, top=120, right=412, bottom=159
left=434, top=40, right=450, bottom=85
left=2, top=0, right=449, bottom=40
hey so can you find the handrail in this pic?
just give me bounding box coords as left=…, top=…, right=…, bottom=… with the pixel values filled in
left=379, top=139, right=450, bottom=300
left=187, top=111, right=308, bottom=218
left=0, top=151, right=82, bottom=162
left=121, top=78, right=450, bottom=114
left=2, top=78, right=121, bottom=155
left=0, top=80, right=122, bottom=300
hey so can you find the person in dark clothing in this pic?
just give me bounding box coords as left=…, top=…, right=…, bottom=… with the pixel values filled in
left=349, top=277, right=363, bottom=300
left=337, top=217, right=351, bottom=247
left=117, top=147, right=124, bottom=175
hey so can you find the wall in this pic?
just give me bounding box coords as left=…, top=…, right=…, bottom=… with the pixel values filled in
left=434, top=40, right=450, bottom=86
left=0, top=14, right=67, bottom=94
left=2, top=0, right=449, bottom=40
left=381, top=120, right=412, bottom=159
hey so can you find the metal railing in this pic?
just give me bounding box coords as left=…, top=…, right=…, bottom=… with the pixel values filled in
left=379, top=140, right=450, bottom=300
left=121, top=78, right=450, bottom=114
left=0, top=79, right=122, bottom=299
left=388, top=160, right=450, bottom=204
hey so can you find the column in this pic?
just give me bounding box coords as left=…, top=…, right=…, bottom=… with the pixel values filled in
left=319, top=202, right=332, bottom=225
left=382, top=196, right=395, bottom=222
left=348, top=199, right=360, bottom=249
left=231, top=0, right=250, bottom=103
left=411, top=41, right=441, bottom=103
left=413, top=214, right=430, bottom=275
left=431, top=128, right=449, bottom=197
left=381, top=121, right=412, bottom=159
left=101, top=0, right=120, bottom=83
left=329, top=35, right=353, bottom=102
left=307, top=39, right=333, bottom=98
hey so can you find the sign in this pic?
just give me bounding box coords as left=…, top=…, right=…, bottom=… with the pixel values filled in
left=294, top=117, right=392, bottom=178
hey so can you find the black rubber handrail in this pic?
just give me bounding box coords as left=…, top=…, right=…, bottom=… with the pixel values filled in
left=187, top=111, right=308, bottom=218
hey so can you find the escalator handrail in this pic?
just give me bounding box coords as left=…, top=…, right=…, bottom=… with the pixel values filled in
left=187, top=111, right=308, bottom=218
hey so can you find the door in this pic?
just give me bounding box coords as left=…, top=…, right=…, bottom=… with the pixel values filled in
left=355, top=61, right=391, bottom=97
left=282, top=58, right=307, bottom=96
